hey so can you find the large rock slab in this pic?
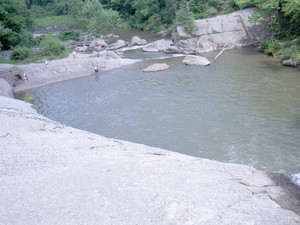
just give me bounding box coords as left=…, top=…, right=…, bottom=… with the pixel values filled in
left=0, top=96, right=299, bottom=224
left=131, top=36, right=147, bottom=46
left=142, top=39, right=174, bottom=52
left=107, top=39, right=128, bottom=50
left=175, top=8, right=265, bottom=54
left=0, top=78, right=13, bottom=98
left=143, top=63, right=170, bottom=72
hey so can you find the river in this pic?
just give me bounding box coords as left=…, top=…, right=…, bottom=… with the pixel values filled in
left=19, top=45, right=300, bottom=180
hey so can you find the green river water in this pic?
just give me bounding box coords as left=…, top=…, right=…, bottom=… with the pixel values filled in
left=20, top=44, right=300, bottom=181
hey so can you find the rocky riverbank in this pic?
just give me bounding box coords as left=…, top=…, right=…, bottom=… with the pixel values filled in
left=0, top=52, right=139, bottom=93
left=0, top=95, right=299, bottom=224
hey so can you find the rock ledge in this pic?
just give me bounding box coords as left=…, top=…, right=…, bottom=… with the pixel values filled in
left=0, top=96, right=299, bottom=224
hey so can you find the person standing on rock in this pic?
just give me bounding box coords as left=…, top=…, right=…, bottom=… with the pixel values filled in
left=22, top=72, right=28, bottom=82
left=94, top=64, right=99, bottom=73
left=72, top=50, right=76, bottom=60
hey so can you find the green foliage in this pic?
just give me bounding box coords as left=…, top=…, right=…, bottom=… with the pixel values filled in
left=174, top=1, right=195, bottom=33
left=107, top=0, right=133, bottom=18
left=48, top=0, right=84, bottom=16
left=34, top=15, right=79, bottom=28
left=279, top=46, right=300, bottom=62
left=58, top=29, right=80, bottom=41
left=260, top=38, right=281, bottom=55
left=190, top=0, right=237, bottom=19
left=38, top=34, right=68, bottom=59
left=80, top=0, right=124, bottom=36
left=24, top=93, right=34, bottom=103
left=18, top=29, right=36, bottom=47
left=25, top=0, right=52, bottom=7
left=0, top=0, right=33, bottom=49
left=130, top=0, right=161, bottom=31
left=234, top=0, right=254, bottom=9
left=10, top=46, right=31, bottom=61
left=30, top=5, right=51, bottom=18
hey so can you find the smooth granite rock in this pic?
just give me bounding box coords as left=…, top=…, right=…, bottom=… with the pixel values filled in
left=143, top=63, right=170, bottom=72
left=142, top=39, right=174, bottom=52
left=175, top=8, right=265, bottom=54
left=183, top=55, right=211, bottom=66
left=0, top=78, right=13, bottom=98
left=131, top=36, right=147, bottom=46
left=0, top=96, right=299, bottom=225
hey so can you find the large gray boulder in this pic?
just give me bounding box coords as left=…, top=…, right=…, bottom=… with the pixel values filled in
left=0, top=78, right=13, bottom=98
left=183, top=55, right=211, bottom=66
left=131, top=36, right=147, bottom=46
left=175, top=8, right=264, bottom=54
left=283, top=59, right=298, bottom=67
left=0, top=95, right=299, bottom=224
left=142, top=39, right=174, bottom=52
left=89, top=38, right=108, bottom=48
left=107, top=39, right=128, bottom=50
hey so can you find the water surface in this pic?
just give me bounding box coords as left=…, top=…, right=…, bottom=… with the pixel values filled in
left=24, top=47, right=300, bottom=176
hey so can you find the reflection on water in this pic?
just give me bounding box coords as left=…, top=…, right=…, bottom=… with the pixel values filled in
left=23, top=47, right=300, bottom=176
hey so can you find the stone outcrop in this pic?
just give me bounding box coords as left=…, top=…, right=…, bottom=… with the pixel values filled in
left=0, top=53, right=139, bottom=92
left=142, top=39, right=175, bottom=52
left=183, top=55, right=211, bottom=66
left=107, top=39, right=128, bottom=50
left=175, top=8, right=264, bottom=54
left=0, top=78, right=13, bottom=98
left=143, top=63, right=170, bottom=72
left=283, top=59, right=298, bottom=67
left=89, top=38, right=108, bottom=48
left=0, top=65, right=25, bottom=87
left=131, top=36, right=147, bottom=46
left=0, top=95, right=299, bottom=224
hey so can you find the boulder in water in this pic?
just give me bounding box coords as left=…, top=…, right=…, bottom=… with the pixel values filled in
left=131, top=36, right=147, bottom=46
left=183, top=55, right=211, bottom=66
left=143, top=63, right=170, bottom=72
left=282, top=59, right=298, bottom=67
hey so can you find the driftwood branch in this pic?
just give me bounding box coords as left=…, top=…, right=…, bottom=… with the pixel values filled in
left=214, top=42, right=229, bottom=61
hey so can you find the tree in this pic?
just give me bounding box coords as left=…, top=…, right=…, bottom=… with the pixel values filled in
left=131, top=0, right=161, bottom=30
left=107, top=0, right=134, bottom=18
left=50, top=0, right=84, bottom=16
left=25, top=0, right=53, bottom=7
left=0, top=0, right=33, bottom=49
left=160, top=0, right=177, bottom=25
left=174, top=0, right=195, bottom=33
left=38, top=33, right=68, bottom=59
left=80, top=0, right=124, bottom=36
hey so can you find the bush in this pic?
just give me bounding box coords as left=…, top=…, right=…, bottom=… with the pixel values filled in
left=18, top=29, right=35, bottom=48
left=38, top=34, right=68, bottom=59
left=24, top=93, right=34, bottom=103
left=58, top=29, right=80, bottom=41
left=290, top=46, right=300, bottom=62
left=10, top=46, right=30, bottom=61
left=260, top=39, right=281, bottom=56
